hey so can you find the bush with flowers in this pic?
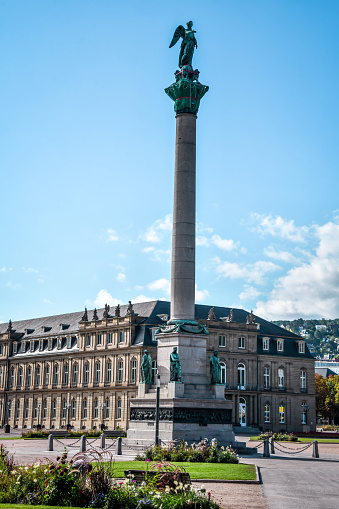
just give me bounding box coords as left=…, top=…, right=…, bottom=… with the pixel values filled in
left=135, top=438, right=239, bottom=464
left=0, top=444, right=220, bottom=508
left=258, top=432, right=298, bottom=442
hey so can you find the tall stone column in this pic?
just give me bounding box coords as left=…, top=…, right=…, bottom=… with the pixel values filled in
left=171, top=113, right=196, bottom=321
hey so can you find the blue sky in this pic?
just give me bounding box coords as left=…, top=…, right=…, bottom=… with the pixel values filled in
left=1, top=0, right=339, bottom=322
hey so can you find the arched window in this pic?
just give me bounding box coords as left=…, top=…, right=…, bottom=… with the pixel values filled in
left=278, top=368, right=285, bottom=389
left=264, top=403, right=270, bottom=423
left=64, top=363, right=69, bottom=384
left=95, top=362, right=101, bottom=383
left=94, top=399, right=98, bottom=419
left=84, top=363, right=89, bottom=384
left=43, top=399, right=47, bottom=419
left=10, top=368, right=14, bottom=388
left=117, top=399, right=122, bottom=419
left=106, top=361, right=112, bottom=382
left=45, top=365, right=50, bottom=385
left=151, top=360, right=157, bottom=384
left=18, top=367, right=23, bottom=387
left=237, top=363, right=246, bottom=388
left=27, top=366, right=32, bottom=387
left=105, top=398, right=109, bottom=419
left=16, top=400, right=20, bottom=419
left=118, top=360, right=123, bottom=382
left=73, top=364, right=78, bottom=385
left=279, top=404, right=285, bottom=423
left=83, top=399, right=87, bottom=419
left=71, top=399, right=76, bottom=419
left=62, top=399, right=67, bottom=419
left=220, top=362, right=226, bottom=385
left=264, top=367, right=270, bottom=389
left=131, top=359, right=137, bottom=383
left=52, top=399, right=56, bottom=419
left=36, top=365, right=41, bottom=386
left=300, top=370, right=307, bottom=391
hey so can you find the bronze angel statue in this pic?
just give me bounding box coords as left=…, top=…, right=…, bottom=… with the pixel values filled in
left=169, top=21, right=198, bottom=68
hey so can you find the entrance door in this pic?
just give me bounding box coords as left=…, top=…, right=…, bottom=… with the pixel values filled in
left=239, top=397, right=246, bottom=426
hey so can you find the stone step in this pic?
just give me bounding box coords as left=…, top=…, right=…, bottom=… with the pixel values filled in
left=233, top=426, right=261, bottom=435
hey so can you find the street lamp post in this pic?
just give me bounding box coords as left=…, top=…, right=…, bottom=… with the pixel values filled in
left=155, top=374, right=160, bottom=446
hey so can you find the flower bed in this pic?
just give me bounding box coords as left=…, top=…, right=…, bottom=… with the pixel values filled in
left=135, top=439, right=239, bottom=464
left=0, top=445, right=219, bottom=508
left=258, top=432, right=298, bottom=442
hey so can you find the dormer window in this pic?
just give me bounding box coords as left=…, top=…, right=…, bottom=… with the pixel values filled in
left=41, top=326, right=52, bottom=333
left=48, top=339, right=53, bottom=351
left=25, top=328, right=35, bottom=335
left=277, top=339, right=284, bottom=352
left=57, top=338, right=62, bottom=349
left=39, top=340, right=43, bottom=351
left=299, top=341, right=305, bottom=354
left=67, top=337, right=71, bottom=348
left=13, top=342, right=17, bottom=354
left=30, top=341, right=35, bottom=352
left=263, top=338, right=269, bottom=351
left=60, top=324, right=70, bottom=331
left=22, top=341, right=26, bottom=353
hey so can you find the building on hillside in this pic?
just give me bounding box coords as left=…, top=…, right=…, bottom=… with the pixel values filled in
left=0, top=301, right=316, bottom=433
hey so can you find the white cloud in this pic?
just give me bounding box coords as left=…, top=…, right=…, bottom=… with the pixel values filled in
left=142, top=246, right=171, bottom=263
left=215, top=257, right=281, bottom=285
left=255, top=221, right=339, bottom=319
left=196, top=236, right=210, bottom=247
left=264, top=246, right=298, bottom=263
left=6, top=281, right=20, bottom=289
left=94, top=289, right=122, bottom=308
left=142, top=214, right=172, bottom=243
left=107, top=229, right=119, bottom=242
left=239, top=285, right=261, bottom=301
left=0, top=267, right=11, bottom=273
left=22, top=267, right=38, bottom=273
left=195, top=285, right=210, bottom=303
left=117, top=272, right=126, bottom=283
left=147, top=278, right=171, bottom=295
left=250, top=213, right=308, bottom=242
left=132, top=294, right=155, bottom=304
left=196, top=222, right=213, bottom=234
left=43, top=298, right=51, bottom=304
left=212, top=235, right=237, bottom=251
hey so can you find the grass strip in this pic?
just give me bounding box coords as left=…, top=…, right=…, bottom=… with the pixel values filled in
left=112, top=461, right=256, bottom=480
left=249, top=436, right=339, bottom=444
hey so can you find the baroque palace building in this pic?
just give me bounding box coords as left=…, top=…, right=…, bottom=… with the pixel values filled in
left=0, top=301, right=316, bottom=433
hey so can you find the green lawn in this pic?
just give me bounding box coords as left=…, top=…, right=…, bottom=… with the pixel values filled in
left=113, top=461, right=256, bottom=480
left=249, top=436, right=339, bottom=444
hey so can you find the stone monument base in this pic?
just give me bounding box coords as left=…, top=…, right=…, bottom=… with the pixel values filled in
left=126, top=396, right=235, bottom=447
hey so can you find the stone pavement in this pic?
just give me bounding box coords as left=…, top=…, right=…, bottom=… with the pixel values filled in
left=0, top=433, right=339, bottom=508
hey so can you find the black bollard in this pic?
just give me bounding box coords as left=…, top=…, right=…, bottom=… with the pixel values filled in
left=270, top=436, right=275, bottom=454
left=312, top=440, right=319, bottom=458
left=263, top=438, right=270, bottom=457
left=116, top=436, right=122, bottom=455
left=48, top=434, right=53, bottom=451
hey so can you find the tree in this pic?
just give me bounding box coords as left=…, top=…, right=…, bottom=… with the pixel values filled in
left=315, top=374, right=339, bottom=424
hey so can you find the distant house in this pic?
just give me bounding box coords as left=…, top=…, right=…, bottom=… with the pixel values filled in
left=316, top=325, right=327, bottom=331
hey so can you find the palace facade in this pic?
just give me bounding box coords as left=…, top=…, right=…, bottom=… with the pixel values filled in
left=0, top=301, right=316, bottom=433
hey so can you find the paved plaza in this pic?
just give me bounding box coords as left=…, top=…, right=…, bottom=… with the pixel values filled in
left=0, top=433, right=338, bottom=508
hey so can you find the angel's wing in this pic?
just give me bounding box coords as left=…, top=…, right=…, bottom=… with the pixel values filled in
left=169, top=25, right=185, bottom=48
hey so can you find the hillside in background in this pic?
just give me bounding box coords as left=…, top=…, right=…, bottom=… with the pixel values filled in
left=272, top=319, right=339, bottom=359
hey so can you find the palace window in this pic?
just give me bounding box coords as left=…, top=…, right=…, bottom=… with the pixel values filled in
left=48, top=339, right=52, bottom=351
left=278, top=368, right=285, bottom=389
left=22, top=341, right=26, bottom=353
left=97, top=334, right=102, bottom=346
left=220, top=362, right=226, bottom=384
left=54, top=365, right=59, bottom=385
left=52, top=400, right=56, bottom=419
left=279, top=405, right=285, bottom=423
left=10, top=368, right=14, bottom=388
left=219, top=335, right=226, bottom=347
left=73, top=364, right=78, bottom=384
left=108, top=332, right=113, bottom=344
left=8, top=401, right=11, bottom=419
left=83, top=399, right=87, bottom=419
left=57, top=338, right=62, bottom=349
left=25, top=401, right=29, bottom=419
left=264, top=404, right=270, bottom=423
left=0, top=367, right=2, bottom=386
left=119, top=331, right=124, bottom=343
left=36, top=365, right=41, bottom=386
left=95, top=362, right=101, bottom=383
left=299, top=342, right=305, bottom=354
left=238, top=337, right=245, bottom=349
left=105, top=398, right=110, bottom=419
left=67, top=337, right=71, bottom=348
left=263, top=338, right=269, bottom=351
left=45, top=365, right=50, bottom=385
left=16, top=401, right=20, bottom=419
left=118, top=361, right=123, bottom=382
left=43, top=400, right=47, bottom=419
left=18, top=368, right=23, bottom=387
left=13, top=342, right=17, bottom=354
left=71, top=400, right=76, bottom=419
left=131, top=360, right=137, bottom=383
left=277, top=340, right=284, bottom=352
left=117, top=399, right=122, bottom=419
left=62, top=400, right=67, bottom=419
left=106, top=361, right=112, bottom=382
left=34, top=401, right=38, bottom=419
left=39, top=340, right=43, bottom=351
left=94, top=399, right=98, bottom=419
left=264, top=367, right=270, bottom=389
left=300, top=370, right=307, bottom=391
left=30, top=341, right=35, bottom=352
left=84, top=363, right=89, bottom=384
left=27, top=367, right=32, bottom=386
left=64, top=363, right=69, bottom=384
left=0, top=345, right=3, bottom=355
left=237, top=363, right=246, bottom=388
left=301, top=402, right=307, bottom=424
left=86, top=335, right=91, bottom=347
